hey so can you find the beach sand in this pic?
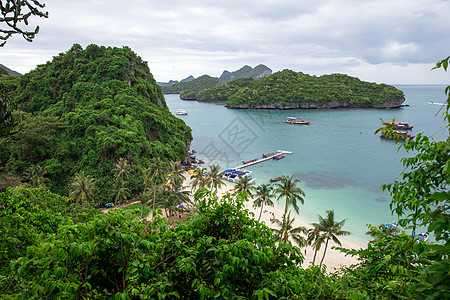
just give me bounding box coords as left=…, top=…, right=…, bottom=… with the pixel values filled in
left=184, top=172, right=364, bottom=271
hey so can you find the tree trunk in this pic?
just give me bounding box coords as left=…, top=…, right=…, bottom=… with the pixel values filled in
left=153, top=181, right=157, bottom=211
left=319, top=238, right=330, bottom=268
left=312, top=247, right=318, bottom=265
left=258, top=204, right=264, bottom=222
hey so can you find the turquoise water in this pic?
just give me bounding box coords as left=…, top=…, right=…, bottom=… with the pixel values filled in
left=165, top=85, right=448, bottom=243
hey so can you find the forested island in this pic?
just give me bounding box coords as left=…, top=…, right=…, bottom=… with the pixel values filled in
left=0, top=44, right=192, bottom=203
left=180, top=69, right=405, bottom=109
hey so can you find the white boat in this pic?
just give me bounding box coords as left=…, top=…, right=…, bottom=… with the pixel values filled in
left=176, top=109, right=188, bottom=115
left=222, top=169, right=253, bottom=183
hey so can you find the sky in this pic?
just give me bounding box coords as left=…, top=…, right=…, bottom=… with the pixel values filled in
left=1, top=0, right=450, bottom=84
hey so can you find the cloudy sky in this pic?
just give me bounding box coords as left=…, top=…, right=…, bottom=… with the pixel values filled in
left=1, top=0, right=450, bottom=84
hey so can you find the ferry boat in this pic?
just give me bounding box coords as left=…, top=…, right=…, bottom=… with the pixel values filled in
left=286, top=117, right=310, bottom=125
left=176, top=109, right=188, bottom=115
left=387, top=121, right=413, bottom=130
left=270, top=175, right=285, bottom=182
left=380, top=130, right=415, bottom=140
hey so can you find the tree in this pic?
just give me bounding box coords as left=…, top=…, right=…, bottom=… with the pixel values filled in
left=0, top=80, right=21, bottom=137
left=0, top=0, right=48, bottom=46
left=23, top=164, right=50, bottom=188
left=273, top=175, right=305, bottom=215
left=312, top=210, right=350, bottom=268
left=166, top=161, right=185, bottom=191
left=69, top=171, right=95, bottom=206
left=234, top=176, right=255, bottom=197
left=190, top=167, right=208, bottom=192
left=114, top=157, right=130, bottom=182
left=111, top=177, right=130, bottom=206
left=253, top=183, right=274, bottom=222
left=271, top=211, right=308, bottom=247
left=307, top=224, right=326, bottom=265
left=206, top=164, right=225, bottom=192
left=143, top=157, right=167, bottom=211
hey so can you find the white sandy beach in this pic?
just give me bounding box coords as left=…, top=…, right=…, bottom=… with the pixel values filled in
left=184, top=172, right=364, bottom=272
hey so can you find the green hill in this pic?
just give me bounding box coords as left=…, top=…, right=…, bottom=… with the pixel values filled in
left=182, top=69, right=405, bottom=109
left=0, top=44, right=192, bottom=203
left=162, top=74, right=219, bottom=94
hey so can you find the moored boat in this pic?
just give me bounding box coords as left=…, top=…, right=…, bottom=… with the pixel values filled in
left=262, top=151, right=277, bottom=158
left=270, top=175, right=285, bottom=182
left=272, top=153, right=285, bottom=160
left=414, top=232, right=429, bottom=242
left=222, top=169, right=253, bottom=183
left=387, top=121, right=413, bottom=130
left=242, top=157, right=259, bottom=164
left=176, top=109, right=188, bottom=115
left=286, top=117, right=310, bottom=125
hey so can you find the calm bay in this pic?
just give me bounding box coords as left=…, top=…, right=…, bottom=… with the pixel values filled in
left=165, top=85, right=448, bottom=243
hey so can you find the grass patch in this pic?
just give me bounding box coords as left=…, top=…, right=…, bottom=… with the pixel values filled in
left=120, top=203, right=151, bottom=218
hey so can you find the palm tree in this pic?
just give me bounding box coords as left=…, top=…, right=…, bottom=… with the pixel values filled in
left=167, top=161, right=186, bottom=191
left=273, top=175, right=305, bottom=215
left=312, top=210, right=351, bottom=268
left=114, top=157, right=130, bottom=181
left=190, top=167, right=208, bottom=192
left=69, top=171, right=95, bottom=206
left=111, top=178, right=131, bottom=206
left=143, top=157, right=167, bottom=211
left=307, top=224, right=326, bottom=265
left=234, top=176, right=255, bottom=198
left=206, top=165, right=225, bottom=192
left=253, top=184, right=274, bottom=222
left=157, top=177, right=190, bottom=218
left=24, top=164, right=50, bottom=188
left=271, top=212, right=308, bottom=247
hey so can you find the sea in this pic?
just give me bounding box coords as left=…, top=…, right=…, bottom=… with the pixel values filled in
left=165, top=85, right=448, bottom=243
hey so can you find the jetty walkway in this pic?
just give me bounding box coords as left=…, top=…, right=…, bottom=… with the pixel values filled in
left=233, top=150, right=292, bottom=169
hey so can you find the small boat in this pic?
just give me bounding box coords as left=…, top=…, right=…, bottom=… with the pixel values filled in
left=414, top=232, right=429, bottom=242
left=387, top=121, right=414, bottom=130
left=262, top=151, right=277, bottom=158
left=242, top=158, right=259, bottom=164
left=270, top=175, right=285, bottom=182
left=222, top=169, right=253, bottom=183
left=428, top=101, right=445, bottom=106
left=380, top=130, right=415, bottom=140
left=272, top=153, right=285, bottom=160
left=176, top=109, right=188, bottom=115
left=286, top=117, right=310, bottom=125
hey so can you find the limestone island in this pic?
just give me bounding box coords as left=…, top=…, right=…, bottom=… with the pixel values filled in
left=180, top=69, right=405, bottom=109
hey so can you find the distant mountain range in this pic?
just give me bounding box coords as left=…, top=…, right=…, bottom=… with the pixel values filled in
left=159, top=64, right=272, bottom=94
left=0, top=64, right=22, bottom=77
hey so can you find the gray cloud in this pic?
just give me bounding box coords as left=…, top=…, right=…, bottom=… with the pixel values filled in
left=1, top=0, right=449, bottom=83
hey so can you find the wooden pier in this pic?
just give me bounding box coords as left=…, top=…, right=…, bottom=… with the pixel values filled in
left=233, top=150, right=292, bottom=169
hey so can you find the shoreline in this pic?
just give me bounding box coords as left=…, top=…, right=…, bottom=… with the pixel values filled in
left=184, top=173, right=364, bottom=271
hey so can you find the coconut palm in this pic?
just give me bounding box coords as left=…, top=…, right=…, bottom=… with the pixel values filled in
left=312, top=210, right=351, bottom=268
left=271, top=211, right=308, bottom=247
left=253, top=184, right=274, bottom=222
left=190, top=167, right=208, bottom=192
left=143, top=157, right=167, bottom=211
left=24, top=164, right=50, bottom=188
left=111, top=177, right=131, bottom=206
left=157, top=177, right=190, bottom=218
left=234, top=176, right=255, bottom=198
left=69, top=171, right=95, bottom=206
left=307, top=224, right=326, bottom=265
left=167, top=161, right=186, bottom=190
left=273, top=175, right=305, bottom=215
left=114, top=157, right=130, bottom=181
left=206, top=165, right=225, bottom=192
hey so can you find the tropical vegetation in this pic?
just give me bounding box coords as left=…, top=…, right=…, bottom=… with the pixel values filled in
left=182, top=69, right=405, bottom=109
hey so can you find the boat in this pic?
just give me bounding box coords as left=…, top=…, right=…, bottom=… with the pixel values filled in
left=270, top=175, right=285, bottom=182
left=176, top=109, right=188, bottom=115
left=242, top=157, right=259, bottom=164
left=387, top=121, right=414, bottom=130
left=222, top=169, right=253, bottom=183
left=272, top=153, right=285, bottom=160
left=262, top=151, right=277, bottom=158
left=286, top=117, right=310, bottom=125
left=380, top=130, right=415, bottom=140
left=414, top=232, right=429, bottom=242
left=428, top=101, right=445, bottom=106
